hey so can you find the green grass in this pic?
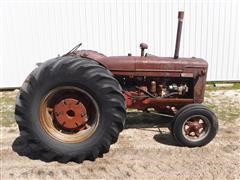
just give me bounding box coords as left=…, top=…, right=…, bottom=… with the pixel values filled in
left=206, top=82, right=240, bottom=91
left=204, top=105, right=239, bottom=123
left=203, top=88, right=240, bottom=123
left=0, top=91, right=17, bottom=127
left=233, top=83, right=240, bottom=89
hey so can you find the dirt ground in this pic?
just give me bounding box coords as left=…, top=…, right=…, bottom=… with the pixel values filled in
left=0, top=89, right=240, bottom=179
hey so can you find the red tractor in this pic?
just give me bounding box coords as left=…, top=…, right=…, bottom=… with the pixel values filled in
left=15, top=12, right=218, bottom=162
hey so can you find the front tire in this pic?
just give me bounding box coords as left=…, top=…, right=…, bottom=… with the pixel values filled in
left=15, top=56, right=126, bottom=162
left=172, top=104, right=218, bottom=147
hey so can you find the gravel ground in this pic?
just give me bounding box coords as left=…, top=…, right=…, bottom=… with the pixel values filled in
left=0, top=89, right=240, bottom=179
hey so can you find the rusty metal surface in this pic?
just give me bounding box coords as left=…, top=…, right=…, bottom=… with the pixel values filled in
left=99, top=56, right=137, bottom=71
left=72, top=52, right=208, bottom=108
left=126, top=96, right=193, bottom=111
left=98, top=56, right=207, bottom=77
left=184, top=118, right=205, bottom=137
left=124, top=89, right=194, bottom=111
left=39, top=86, right=100, bottom=143
left=73, top=50, right=207, bottom=111
left=183, top=115, right=210, bottom=140
left=53, top=98, right=88, bottom=129
left=74, top=50, right=107, bottom=61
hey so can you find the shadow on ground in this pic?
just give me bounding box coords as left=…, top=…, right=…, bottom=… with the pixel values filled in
left=12, top=112, right=179, bottom=162
left=127, top=112, right=179, bottom=146
left=126, top=112, right=172, bottom=128
left=153, top=133, right=179, bottom=146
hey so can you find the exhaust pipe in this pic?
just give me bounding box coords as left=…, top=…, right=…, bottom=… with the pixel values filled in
left=174, top=11, right=184, bottom=59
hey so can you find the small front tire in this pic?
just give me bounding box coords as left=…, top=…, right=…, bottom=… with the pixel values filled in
left=172, top=104, right=218, bottom=147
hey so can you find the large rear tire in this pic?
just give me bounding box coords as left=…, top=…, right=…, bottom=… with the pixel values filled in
left=15, top=56, right=126, bottom=162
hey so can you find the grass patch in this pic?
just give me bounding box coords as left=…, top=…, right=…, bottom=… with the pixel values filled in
left=206, top=82, right=240, bottom=91
left=204, top=89, right=240, bottom=123
left=233, top=83, right=240, bottom=89
left=1, top=112, right=15, bottom=127
left=0, top=91, right=17, bottom=127
left=203, top=105, right=239, bottom=123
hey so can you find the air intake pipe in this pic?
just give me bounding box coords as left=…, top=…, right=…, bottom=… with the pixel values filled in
left=174, top=11, right=184, bottom=59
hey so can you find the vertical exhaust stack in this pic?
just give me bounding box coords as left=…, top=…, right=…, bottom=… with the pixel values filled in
left=174, top=11, right=184, bottom=59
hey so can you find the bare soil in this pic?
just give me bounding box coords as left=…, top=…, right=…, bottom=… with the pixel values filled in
left=0, top=89, right=240, bottom=179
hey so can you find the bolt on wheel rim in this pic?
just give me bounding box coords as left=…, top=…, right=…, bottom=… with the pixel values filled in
left=182, top=115, right=210, bottom=142
left=40, top=86, right=100, bottom=143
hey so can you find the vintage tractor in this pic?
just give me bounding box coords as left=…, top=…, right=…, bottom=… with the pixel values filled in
left=15, top=11, right=218, bottom=162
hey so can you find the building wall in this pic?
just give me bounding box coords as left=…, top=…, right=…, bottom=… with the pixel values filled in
left=0, top=0, right=239, bottom=87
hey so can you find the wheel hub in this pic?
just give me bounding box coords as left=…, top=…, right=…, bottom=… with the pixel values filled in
left=184, top=118, right=205, bottom=137
left=53, top=98, right=88, bottom=129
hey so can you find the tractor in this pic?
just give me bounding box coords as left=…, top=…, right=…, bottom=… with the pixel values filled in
left=15, top=11, right=218, bottom=162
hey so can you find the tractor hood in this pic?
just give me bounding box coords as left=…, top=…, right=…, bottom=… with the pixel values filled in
left=100, top=56, right=207, bottom=70
left=74, top=50, right=208, bottom=78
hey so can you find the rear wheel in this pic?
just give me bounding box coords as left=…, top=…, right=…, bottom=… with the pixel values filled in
left=172, top=104, right=218, bottom=147
left=40, top=86, right=100, bottom=143
left=15, top=56, right=126, bottom=162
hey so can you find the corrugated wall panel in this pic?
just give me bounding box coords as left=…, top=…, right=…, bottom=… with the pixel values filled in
left=0, top=0, right=239, bottom=87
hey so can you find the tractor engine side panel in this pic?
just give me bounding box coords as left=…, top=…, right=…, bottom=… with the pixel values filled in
left=115, top=75, right=206, bottom=111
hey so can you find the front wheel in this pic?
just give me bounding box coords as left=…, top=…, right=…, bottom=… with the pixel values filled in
left=172, top=104, right=218, bottom=147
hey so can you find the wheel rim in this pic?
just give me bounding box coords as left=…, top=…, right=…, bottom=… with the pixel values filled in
left=39, top=86, right=100, bottom=143
left=182, top=115, right=210, bottom=142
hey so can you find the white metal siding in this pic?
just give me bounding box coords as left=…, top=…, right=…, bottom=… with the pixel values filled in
left=0, top=0, right=239, bottom=87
